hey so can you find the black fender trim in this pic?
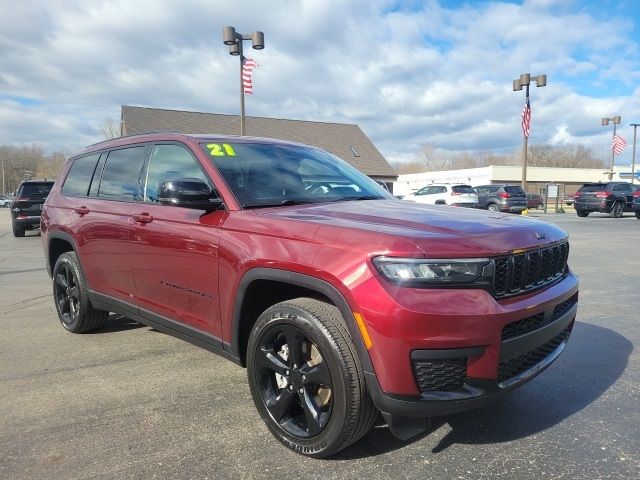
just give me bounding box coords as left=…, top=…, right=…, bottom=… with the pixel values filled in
left=229, top=268, right=374, bottom=374
left=45, top=230, right=81, bottom=278
left=88, top=291, right=241, bottom=365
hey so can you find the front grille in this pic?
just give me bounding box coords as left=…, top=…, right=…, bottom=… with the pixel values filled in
left=498, top=329, right=570, bottom=382
left=553, top=294, right=578, bottom=319
left=412, top=358, right=467, bottom=393
left=493, top=241, right=569, bottom=297
left=501, top=312, right=544, bottom=341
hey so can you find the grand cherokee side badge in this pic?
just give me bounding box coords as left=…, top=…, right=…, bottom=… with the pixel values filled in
left=534, top=233, right=548, bottom=240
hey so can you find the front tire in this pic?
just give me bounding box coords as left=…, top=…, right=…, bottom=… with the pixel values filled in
left=52, top=252, right=108, bottom=333
left=635, top=211, right=640, bottom=219
left=247, top=298, right=377, bottom=458
left=576, top=209, right=588, bottom=217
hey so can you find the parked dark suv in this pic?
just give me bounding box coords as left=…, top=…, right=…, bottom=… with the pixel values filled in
left=11, top=180, right=54, bottom=237
left=475, top=184, right=527, bottom=213
left=41, top=133, right=579, bottom=457
left=633, top=189, right=640, bottom=219
left=573, top=182, right=637, bottom=218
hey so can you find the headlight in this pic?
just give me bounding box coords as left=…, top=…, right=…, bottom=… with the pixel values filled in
left=372, top=256, right=490, bottom=284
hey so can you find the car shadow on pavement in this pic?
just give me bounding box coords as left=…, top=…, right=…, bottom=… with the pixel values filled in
left=334, top=322, right=631, bottom=459
left=89, top=313, right=144, bottom=333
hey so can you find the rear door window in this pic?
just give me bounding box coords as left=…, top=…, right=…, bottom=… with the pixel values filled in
left=62, top=153, right=101, bottom=197
left=98, top=146, right=147, bottom=201
left=612, top=183, right=632, bottom=192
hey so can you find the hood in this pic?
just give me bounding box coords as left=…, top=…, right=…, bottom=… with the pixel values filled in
left=254, top=199, right=567, bottom=257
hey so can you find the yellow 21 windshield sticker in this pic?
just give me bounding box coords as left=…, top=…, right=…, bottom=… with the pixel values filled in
left=206, top=143, right=237, bottom=156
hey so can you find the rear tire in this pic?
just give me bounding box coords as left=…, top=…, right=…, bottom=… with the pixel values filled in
left=12, top=223, right=25, bottom=237
left=576, top=210, right=588, bottom=217
left=635, top=211, right=640, bottom=219
left=537, top=203, right=543, bottom=210
left=247, top=298, right=377, bottom=458
left=52, top=252, right=108, bottom=333
left=610, top=202, right=624, bottom=218
left=487, top=203, right=499, bottom=212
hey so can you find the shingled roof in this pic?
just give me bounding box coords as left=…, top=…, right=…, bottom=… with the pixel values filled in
left=121, top=106, right=397, bottom=179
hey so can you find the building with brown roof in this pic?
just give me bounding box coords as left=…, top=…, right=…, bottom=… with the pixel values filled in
left=120, top=106, right=397, bottom=187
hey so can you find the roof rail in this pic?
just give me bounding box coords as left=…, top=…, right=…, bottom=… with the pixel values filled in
left=84, top=131, right=183, bottom=149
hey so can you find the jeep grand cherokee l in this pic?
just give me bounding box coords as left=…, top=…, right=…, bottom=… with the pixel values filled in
left=41, top=133, right=579, bottom=458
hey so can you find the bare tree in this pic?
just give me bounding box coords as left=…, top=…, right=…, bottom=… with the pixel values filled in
left=101, top=116, right=120, bottom=139
left=36, top=151, right=67, bottom=180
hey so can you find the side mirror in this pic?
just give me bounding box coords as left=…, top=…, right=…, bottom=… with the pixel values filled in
left=157, top=178, right=223, bottom=212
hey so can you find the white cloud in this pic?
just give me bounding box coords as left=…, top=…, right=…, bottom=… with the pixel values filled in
left=0, top=0, right=638, bottom=164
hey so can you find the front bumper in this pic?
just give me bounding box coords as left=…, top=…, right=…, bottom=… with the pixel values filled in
left=351, top=272, right=578, bottom=434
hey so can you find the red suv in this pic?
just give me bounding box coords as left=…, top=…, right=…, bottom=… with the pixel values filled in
left=41, top=133, right=579, bottom=457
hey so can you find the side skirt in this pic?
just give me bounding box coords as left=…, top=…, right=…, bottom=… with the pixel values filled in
left=88, top=291, right=242, bottom=366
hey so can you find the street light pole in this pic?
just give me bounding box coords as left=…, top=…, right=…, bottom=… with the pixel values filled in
left=512, top=73, right=547, bottom=192
left=223, top=26, right=264, bottom=136
left=631, top=123, right=639, bottom=184
left=602, top=116, right=621, bottom=181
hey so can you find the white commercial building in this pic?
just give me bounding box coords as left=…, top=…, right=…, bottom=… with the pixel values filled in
left=393, top=165, right=638, bottom=197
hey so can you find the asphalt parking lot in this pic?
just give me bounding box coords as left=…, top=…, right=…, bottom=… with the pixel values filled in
left=1, top=209, right=638, bottom=479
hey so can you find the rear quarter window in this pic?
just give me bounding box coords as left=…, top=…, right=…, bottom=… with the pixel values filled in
left=62, top=153, right=101, bottom=196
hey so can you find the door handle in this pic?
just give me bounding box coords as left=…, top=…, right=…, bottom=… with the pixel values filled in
left=133, top=213, right=154, bottom=224
left=74, top=206, right=89, bottom=215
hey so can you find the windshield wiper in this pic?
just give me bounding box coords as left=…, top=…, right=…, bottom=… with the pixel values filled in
left=242, top=199, right=315, bottom=209
left=328, top=195, right=384, bottom=202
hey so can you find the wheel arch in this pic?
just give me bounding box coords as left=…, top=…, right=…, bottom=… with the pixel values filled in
left=230, top=268, right=374, bottom=374
left=47, top=231, right=79, bottom=278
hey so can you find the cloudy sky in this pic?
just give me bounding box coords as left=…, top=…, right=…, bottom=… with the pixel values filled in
left=1, top=0, right=639, bottom=165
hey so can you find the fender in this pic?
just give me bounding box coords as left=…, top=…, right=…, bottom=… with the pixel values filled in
left=45, top=230, right=82, bottom=278
left=228, top=267, right=375, bottom=374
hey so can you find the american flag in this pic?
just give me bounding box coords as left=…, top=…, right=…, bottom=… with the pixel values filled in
left=242, top=56, right=258, bottom=94
left=611, top=132, right=627, bottom=155
left=521, top=98, right=531, bottom=138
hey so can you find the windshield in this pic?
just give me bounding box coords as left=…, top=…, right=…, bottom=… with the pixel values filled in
left=201, top=142, right=391, bottom=208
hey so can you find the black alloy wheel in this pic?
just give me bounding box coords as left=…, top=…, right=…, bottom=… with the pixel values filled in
left=254, top=324, right=333, bottom=438
left=610, top=202, right=624, bottom=218
left=247, top=298, right=378, bottom=457
left=52, top=252, right=108, bottom=333
left=54, top=261, right=81, bottom=327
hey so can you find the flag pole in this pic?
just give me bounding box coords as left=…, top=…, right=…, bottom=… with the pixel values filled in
left=239, top=47, right=246, bottom=136
left=609, top=122, right=616, bottom=181
left=521, top=84, right=529, bottom=190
